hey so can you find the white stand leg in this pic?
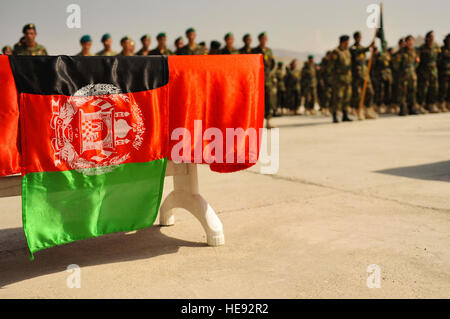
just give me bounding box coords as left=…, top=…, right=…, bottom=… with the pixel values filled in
left=159, top=162, right=224, bottom=246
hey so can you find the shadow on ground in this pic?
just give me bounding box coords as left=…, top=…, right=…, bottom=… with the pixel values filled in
left=375, top=160, right=450, bottom=182
left=0, top=226, right=205, bottom=288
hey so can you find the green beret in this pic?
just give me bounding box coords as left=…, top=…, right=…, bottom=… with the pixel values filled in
left=258, top=32, right=267, bottom=39
left=121, top=36, right=131, bottom=44
left=174, top=36, right=183, bottom=45
left=140, top=34, right=150, bottom=42
left=157, top=32, right=166, bottom=40
left=308, top=55, right=314, bottom=60
left=243, top=33, right=251, bottom=41
left=185, top=27, right=196, bottom=35
left=224, top=32, right=234, bottom=40
left=22, top=23, right=36, bottom=33
left=277, top=61, right=284, bottom=66
left=101, top=33, right=111, bottom=42
left=80, top=35, right=92, bottom=44
left=353, top=31, right=361, bottom=39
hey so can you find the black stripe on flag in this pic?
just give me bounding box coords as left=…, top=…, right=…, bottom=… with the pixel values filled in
left=9, top=55, right=169, bottom=95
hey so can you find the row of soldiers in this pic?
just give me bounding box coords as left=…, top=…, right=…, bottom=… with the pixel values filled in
left=3, top=24, right=449, bottom=126
left=269, top=31, right=450, bottom=124
left=2, top=24, right=269, bottom=57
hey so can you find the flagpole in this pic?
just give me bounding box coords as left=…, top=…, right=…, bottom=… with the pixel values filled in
left=358, top=1, right=382, bottom=118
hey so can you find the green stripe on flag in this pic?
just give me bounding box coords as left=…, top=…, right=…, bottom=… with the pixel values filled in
left=22, top=159, right=167, bottom=258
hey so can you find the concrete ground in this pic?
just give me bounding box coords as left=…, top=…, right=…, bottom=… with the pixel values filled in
left=0, top=113, right=449, bottom=298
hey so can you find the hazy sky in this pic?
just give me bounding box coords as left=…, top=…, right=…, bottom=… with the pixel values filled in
left=0, top=0, right=449, bottom=55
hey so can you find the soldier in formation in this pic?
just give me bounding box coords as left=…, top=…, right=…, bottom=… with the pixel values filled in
left=149, top=33, right=173, bottom=55
left=76, top=35, right=93, bottom=56
left=251, top=32, right=276, bottom=127
left=301, top=55, right=317, bottom=115
left=350, top=31, right=376, bottom=120
left=13, top=23, right=47, bottom=56
left=438, top=34, right=450, bottom=111
left=96, top=33, right=118, bottom=56
left=417, top=31, right=441, bottom=113
left=136, top=34, right=151, bottom=56
left=330, top=35, right=353, bottom=123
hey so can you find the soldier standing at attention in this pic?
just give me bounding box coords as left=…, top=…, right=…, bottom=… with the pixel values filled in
left=330, top=35, right=353, bottom=123
left=178, top=28, right=204, bottom=55
left=373, top=46, right=393, bottom=113
left=275, top=61, right=286, bottom=114
left=319, top=51, right=333, bottom=116
left=2, top=45, right=12, bottom=55
left=417, top=31, right=441, bottom=113
left=284, top=59, right=301, bottom=115
left=391, top=38, right=406, bottom=114
left=397, top=35, right=421, bottom=116
left=75, top=35, right=93, bottom=56
left=96, top=33, right=118, bottom=56
left=220, top=33, right=239, bottom=54
left=438, top=34, right=450, bottom=112
left=136, top=34, right=151, bottom=56
left=252, top=32, right=276, bottom=127
left=174, top=37, right=184, bottom=55
left=239, top=34, right=252, bottom=54
left=13, top=24, right=48, bottom=56
left=301, top=55, right=318, bottom=115
left=350, top=31, right=376, bottom=120
left=149, top=33, right=173, bottom=55
left=208, top=41, right=221, bottom=55
left=118, top=36, right=135, bottom=56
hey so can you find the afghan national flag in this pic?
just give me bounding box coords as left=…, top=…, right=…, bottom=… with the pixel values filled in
left=376, top=2, right=387, bottom=52
left=0, top=54, right=264, bottom=258
left=9, top=55, right=169, bottom=258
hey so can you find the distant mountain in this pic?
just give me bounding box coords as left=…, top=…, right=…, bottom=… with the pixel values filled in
left=272, top=48, right=322, bottom=65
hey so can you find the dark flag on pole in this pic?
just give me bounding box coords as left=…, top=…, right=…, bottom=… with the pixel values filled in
left=376, top=2, right=387, bottom=52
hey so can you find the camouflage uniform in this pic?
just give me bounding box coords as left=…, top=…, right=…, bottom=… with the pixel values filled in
left=373, top=51, right=393, bottom=107
left=438, top=41, right=450, bottom=106
left=96, top=49, right=118, bottom=56
left=219, top=47, right=239, bottom=54
left=284, top=65, right=301, bottom=112
left=149, top=47, right=173, bottom=55
left=239, top=46, right=252, bottom=54
left=300, top=61, right=317, bottom=111
left=350, top=43, right=374, bottom=109
left=178, top=43, right=204, bottom=55
left=13, top=43, right=47, bottom=56
left=251, top=46, right=275, bottom=117
left=417, top=42, right=441, bottom=110
left=391, top=48, right=403, bottom=107
left=319, top=55, right=333, bottom=111
left=274, top=65, right=286, bottom=110
left=330, top=46, right=352, bottom=115
left=397, top=47, right=419, bottom=115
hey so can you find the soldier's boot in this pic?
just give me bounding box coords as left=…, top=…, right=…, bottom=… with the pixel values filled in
left=342, top=109, right=353, bottom=122
left=398, top=104, right=408, bottom=116
left=357, top=108, right=365, bottom=120
left=379, top=104, right=387, bottom=114
left=332, top=111, right=339, bottom=123
left=365, top=106, right=378, bottom=120
left=426, top=104, right=440, bottom=113
left=388, top=104, right=397, bottom=114
left=408, top=104, right=420, bottom=115
left=438, top=102, right=448, bottom=112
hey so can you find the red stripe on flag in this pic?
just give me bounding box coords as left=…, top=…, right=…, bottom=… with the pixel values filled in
left=167, top=55, right=265, bottom=172
left=20, top=87, right=168, bottom=174
left=0, top=56, right=20, bottom=177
